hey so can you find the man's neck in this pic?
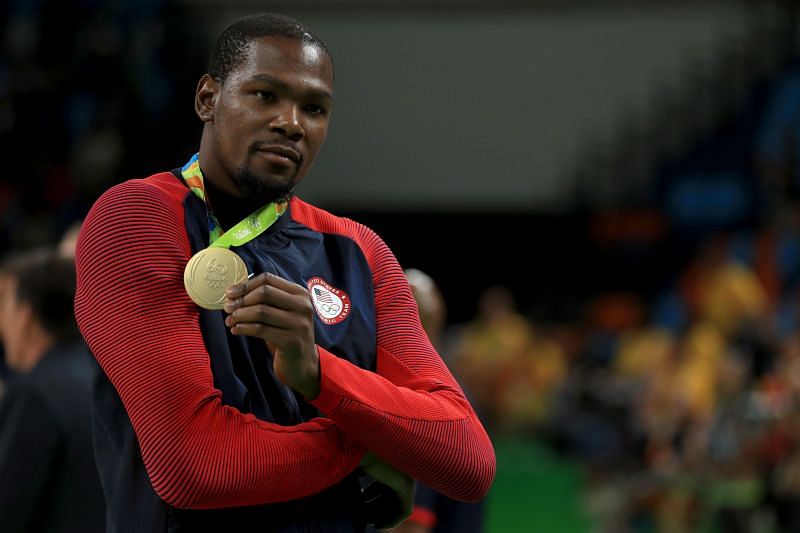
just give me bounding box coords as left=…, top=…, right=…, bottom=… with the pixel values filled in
left=204, top=177, right=252, bottom=231
left=17, top=331, right=55, bottom=373
left=197, top=138, right=240, bottom=199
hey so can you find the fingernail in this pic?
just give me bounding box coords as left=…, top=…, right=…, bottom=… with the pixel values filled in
left=226, top=285, right=242, bottom=297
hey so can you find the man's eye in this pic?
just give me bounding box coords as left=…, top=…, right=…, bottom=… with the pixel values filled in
left=255, top=91, right=275, bottom=101
left=304, top=104, right=326, bottom=115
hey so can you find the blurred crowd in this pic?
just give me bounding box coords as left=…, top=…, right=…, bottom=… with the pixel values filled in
left=432, top=57, right=800, bottom=532
left=0, top=0, right=205, bottom=250
left=441, top=228, right=800, bottom=531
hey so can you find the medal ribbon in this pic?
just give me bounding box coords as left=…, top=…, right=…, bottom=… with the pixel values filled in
left=181, top=153, right=287, bottom=248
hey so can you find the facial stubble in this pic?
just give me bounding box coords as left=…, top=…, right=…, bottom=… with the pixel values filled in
left=232, top=149, right=297, bottom=209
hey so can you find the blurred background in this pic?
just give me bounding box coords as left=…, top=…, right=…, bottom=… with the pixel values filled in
left=5, top=0, right=800, bottom=531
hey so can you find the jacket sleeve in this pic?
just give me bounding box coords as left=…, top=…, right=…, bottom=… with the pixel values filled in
left=310, top=224, right=495, bottom=502
left=74, top=180, right=363, bottom=510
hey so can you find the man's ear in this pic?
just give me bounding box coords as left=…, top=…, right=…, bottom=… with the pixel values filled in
left=195, top=74, right=220, bottom=123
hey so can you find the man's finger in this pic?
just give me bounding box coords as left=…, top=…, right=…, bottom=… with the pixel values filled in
left=225, top=278, right=313, bottom=315
left=225, top=305, right=299, bottom=331
left=227, top=272, right=308, bottom=299
left=224, top=284, right=297, bottom=314
left=228, top=322, right=285, bottom=339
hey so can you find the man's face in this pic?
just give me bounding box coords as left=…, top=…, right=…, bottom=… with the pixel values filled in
left=0, top=274, right=24, bottom=370
left=199, top=36, right=334, bottom=207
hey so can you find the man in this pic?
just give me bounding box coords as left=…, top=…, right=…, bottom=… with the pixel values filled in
left=74, top=13, right=494, bottom=532
left=0, top=249, right=105, bottom=532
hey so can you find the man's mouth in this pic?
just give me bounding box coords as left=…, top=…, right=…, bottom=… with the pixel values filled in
left=257, top=144, right=302, bottom=165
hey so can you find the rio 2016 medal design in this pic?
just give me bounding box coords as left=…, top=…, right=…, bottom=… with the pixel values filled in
left=184, top=247, right=248, bottom=310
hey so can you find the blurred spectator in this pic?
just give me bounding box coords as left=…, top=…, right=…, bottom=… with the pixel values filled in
left=493, top=322, right=568, bottom=432
left=0, top=249, right=104, bottom=532
left=449, top=284, right=571, bottom=435
left=700, top=261, right=768, bottom=338
left=452, top=285, right=535, bottom=428
left=58, top=219, right=82, bottom=259
left=405, top=268, right=447, bottom=350
left=394, top=268, right=486, bottom=533
left=0, top=220, right=84, bottom=396
left=613, top=327, right=675, bottom=380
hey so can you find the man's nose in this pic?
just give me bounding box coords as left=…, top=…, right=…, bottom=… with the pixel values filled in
left=269, top=104, right=304, bottom=141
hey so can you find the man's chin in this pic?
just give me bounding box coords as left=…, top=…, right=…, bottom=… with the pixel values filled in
left=233, top=168, right=296, bottom=208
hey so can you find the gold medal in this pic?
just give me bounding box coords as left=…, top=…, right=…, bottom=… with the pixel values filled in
left=184, top=247, right=248, bottom=310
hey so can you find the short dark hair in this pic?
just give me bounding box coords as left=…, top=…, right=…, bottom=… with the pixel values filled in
left=1, top=249, right=79, bottom=342
left=208, top=13, right=331, bottom=82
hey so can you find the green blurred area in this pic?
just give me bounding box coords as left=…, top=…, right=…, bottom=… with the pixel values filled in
left=486, top=438, right=590, bottom=533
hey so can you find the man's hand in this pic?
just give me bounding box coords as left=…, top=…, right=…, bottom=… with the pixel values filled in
left=224, top=272, right=320, bottom=399
left=360, top=452, right=414, bottom=530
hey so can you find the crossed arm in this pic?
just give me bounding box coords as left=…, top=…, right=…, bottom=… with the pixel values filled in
left=75, top=180, right=495, bottom=510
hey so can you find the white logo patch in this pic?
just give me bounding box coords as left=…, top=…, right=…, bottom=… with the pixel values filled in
left=307, top=277, right=351, bottom=325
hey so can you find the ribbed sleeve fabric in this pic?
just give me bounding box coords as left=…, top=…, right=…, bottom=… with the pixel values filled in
left=74, top=178, right=363, bottom=510
left=293, top=199, right=496, bottom=502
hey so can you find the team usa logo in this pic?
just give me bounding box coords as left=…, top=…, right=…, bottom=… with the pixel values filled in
left=307, top=277, right=351, bottom=325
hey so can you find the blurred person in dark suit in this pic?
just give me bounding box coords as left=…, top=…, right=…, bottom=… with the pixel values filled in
left=0, top=218, right=82, bottom=401
left=394, top=268, right=487, bottom=533
left=0, top=249, right=104, bottom=532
